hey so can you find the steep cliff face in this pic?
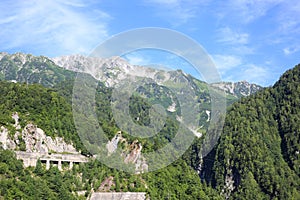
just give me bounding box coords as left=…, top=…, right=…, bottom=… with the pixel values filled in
left=106, top=132, right=148, bottom=174
left=0, top=112, right=78, bottom=154
left=124, top=140, right=148, bottom=174
left=0, top=126, right=16, bottom=150
left=21, top=123, right=77, bottom=154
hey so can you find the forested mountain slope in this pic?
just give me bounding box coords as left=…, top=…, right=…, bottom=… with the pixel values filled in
left=0, top=81, right=86, bottom=150
left=1, top=52, right=278, bottom=199
left=0, top=52, right=74, bottom=87
left=0, top=73, right=224, bottom=199
left=211, top=64, right=300, bottom=199
left=0, top=80, right=222, bottom=199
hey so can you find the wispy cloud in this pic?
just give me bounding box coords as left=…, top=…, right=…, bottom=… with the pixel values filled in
left=211, top=54, right=273, bottom=86
left=123, top=53, right=151, bottom=66
left=144, top=0, right=210, bottom=26
left=283, top=46, right=300, bottom=55
left=221, top=64, right=271, bottom=86
left=0, top=0, right=110, bottom=56
left=240, top=64, right=270, bottom=85
left=276, top=1, right=300, bottom=34
left=217, top=27, right=249, bottom=45
left=217, top=0, right=284, bottom=24
left=212, top=54, right=242, bottom=72
left=216, top=27, right=254, bottom=55
left=261, top=1, right=300, bottom=58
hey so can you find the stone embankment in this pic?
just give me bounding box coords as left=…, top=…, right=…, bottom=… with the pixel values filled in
left=15, top=151, right=88, bottom=170
left=90, top=192, right=147, bottom=200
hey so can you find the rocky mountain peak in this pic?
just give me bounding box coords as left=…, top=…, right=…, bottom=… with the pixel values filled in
left=52, top=54, right=172, bottom=87
left=210, top=81, right=263, bottom=97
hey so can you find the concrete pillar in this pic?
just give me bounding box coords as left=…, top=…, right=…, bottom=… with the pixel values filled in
left=46, top=160, right=50, bottom=170
left=23, top=158, right=29, bottom=168
left=69, top=161, right=73, bottom=169
left=31, top=158, right=37, bottom=167
left=58, top=160, right=62, bottom=171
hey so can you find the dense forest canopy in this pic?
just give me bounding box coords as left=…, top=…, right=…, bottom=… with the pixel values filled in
left=212, top=64, right=300, bottom=199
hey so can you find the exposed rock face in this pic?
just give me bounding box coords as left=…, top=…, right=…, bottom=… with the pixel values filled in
left=52, top=55, right=181, bottom=87
left=222, top=170, right=235, bottom=199
left=220, top=164, right=241, bottom=199
left=12, top=112, right=21, bottom=129
left=167, top=102, right=176, bottom=112
left=106, top=131, right=122, bottom=155
left=0, top=126, right=16, bottom=150
left=0, top=126, right=7, bottom=149
left=211, top=81, right=263, bottom=97
left=98, top=176, right=115, bottom=192
left=0, top=112, right=78, bottom=154
left=124, top=140, right=142, bottom=164
left=123, top=139, right=148, bottom=174
left=22, top=124, right=48, bottom=153
left=90, top=192, right=147, bottom=200
left=21, top=123, right=77, bottom=154
left=135, top=157, right=149, bottom=175
left=106, top=132, right=148, bottom=174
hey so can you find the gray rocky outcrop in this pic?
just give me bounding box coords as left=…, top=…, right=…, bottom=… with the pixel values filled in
left=0, top=112, right=78, bottom=154
left=0, top=126, right=16, bottom=150
left=21, top=123, right=78, bottom=153
left=106, top=132, right=149, bottom=174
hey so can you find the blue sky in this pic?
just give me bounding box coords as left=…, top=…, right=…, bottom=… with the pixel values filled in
left=1, top=0, right=300, bottom=86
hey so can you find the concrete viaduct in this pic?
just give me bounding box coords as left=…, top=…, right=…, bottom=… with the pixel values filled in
left=15, top=151, right=89, bottom=170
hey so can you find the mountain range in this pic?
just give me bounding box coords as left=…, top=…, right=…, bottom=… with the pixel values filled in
left=0, top=52, right=262, bottom=98
left=0, top=52, right=299, bottom=199
left=0, top=52, right=262, bottom=141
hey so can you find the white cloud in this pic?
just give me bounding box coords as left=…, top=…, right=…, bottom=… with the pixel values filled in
left=212, top=54, right=242, bottom=71
left=241, top=64, right=270, bottom=85
left=231, top=46, right=255, bottom=55
left=283, top=48, right=291, bottom=55
left=217, top=0, right=284, bottom=24
left=277, top=1, right=300, bottom=35
left=149, top=0, right=180, bottom=5
left=123, top=54, right=151, bottom=66
left=215, top=27, right=255, bottom=55
left=283, top=47, right=300, bottom=55
left=211, top=54, right=272, bottom=86
left=144, top=0, right=210, bottom=26
left=217, top=27, right=249, bottom=45
left=264, top=1, right=300, bottom=57
left=220, top=64, right=271, bottom=86
left=0, top=0, right=110, bottom=56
